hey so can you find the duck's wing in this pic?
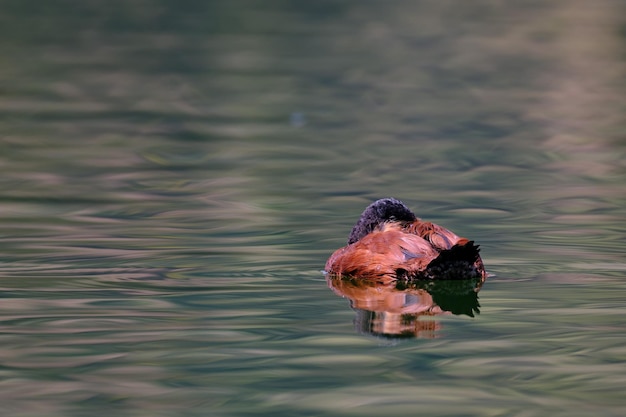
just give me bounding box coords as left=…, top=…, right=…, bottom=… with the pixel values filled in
left=406, top=221, right=467, bottom=251
left=325, top=225, right=439, bottom=281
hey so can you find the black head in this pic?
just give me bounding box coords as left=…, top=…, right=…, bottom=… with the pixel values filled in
left=347, top=198, right=417, bottom=244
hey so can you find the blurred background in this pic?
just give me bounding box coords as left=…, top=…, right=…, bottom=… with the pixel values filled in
left=0, top=1, right=625, bottom=416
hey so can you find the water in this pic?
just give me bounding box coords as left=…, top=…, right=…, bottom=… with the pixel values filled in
left=1, top=1, right=625, bottom=416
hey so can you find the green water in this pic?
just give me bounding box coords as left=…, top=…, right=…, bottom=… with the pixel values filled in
left=1, top=1, right=625, bottom=416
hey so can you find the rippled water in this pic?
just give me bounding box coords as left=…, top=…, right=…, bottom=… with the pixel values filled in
left=1, top=1, right=625, bottom=416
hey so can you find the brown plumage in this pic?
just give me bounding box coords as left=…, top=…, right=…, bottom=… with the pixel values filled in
left=325, top=198, right=486, bottom=282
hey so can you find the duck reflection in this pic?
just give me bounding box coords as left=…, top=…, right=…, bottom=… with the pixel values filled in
left=326, top=276, right=484, bottom=339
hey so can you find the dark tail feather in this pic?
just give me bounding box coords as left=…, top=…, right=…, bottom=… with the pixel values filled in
left=425, top=241, right=484, bottom=280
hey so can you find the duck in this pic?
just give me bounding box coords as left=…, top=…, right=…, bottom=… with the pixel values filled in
left=325, top=198, right=486, bottom=282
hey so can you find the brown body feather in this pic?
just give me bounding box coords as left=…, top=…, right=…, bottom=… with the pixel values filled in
left=325, top=217, right=486, bottom=282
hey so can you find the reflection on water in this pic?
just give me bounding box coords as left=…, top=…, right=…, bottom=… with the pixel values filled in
left=327, top=276, right=483, bottom=339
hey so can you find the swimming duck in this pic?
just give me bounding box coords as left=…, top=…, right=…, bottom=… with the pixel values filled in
left=325, top=198, right=486, bottom=282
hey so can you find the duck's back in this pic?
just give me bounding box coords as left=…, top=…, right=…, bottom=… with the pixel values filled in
left=325, top=221, right=485, bottom=282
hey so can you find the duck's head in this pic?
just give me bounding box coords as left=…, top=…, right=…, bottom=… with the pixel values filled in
left=347, top=198, right=417, bottom=244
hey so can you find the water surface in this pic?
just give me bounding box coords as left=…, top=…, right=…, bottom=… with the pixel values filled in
left=1, top=1, right=625, bottom=416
